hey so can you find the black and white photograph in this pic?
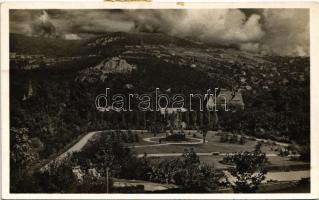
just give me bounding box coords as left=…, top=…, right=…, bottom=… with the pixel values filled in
left=1, top=3, right=318, bottom=198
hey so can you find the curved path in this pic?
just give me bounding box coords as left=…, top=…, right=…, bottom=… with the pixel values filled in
left=131, top=136, right=208, bottom=148
left=41, top=130, right=103, bottom=171
left=144, top=136, right=207, bottom=144
left=136, top=152, right=297, bottom=158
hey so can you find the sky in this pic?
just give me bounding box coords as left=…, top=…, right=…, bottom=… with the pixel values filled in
left=10, top=9, right=309, bottom=56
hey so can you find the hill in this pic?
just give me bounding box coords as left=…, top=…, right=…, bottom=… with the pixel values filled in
left=10, top=33, right=86, bottom=56
left=9, top=32, right=310, bottom=159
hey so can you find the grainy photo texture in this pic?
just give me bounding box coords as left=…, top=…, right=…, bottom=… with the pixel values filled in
left=9, top=8, right=310, bottom=193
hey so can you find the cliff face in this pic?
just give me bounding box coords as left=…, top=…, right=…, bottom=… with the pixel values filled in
left=76, top=57, right=136, bottom=83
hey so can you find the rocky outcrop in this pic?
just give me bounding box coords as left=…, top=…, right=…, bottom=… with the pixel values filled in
left=75, top=57, right=136, bottom=83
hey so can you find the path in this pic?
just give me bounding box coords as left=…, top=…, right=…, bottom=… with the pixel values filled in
left=224, top=170, right=310, bottom=183
left=132, top=136, right=208, bottom=148
left=136, top=152, right=299, bottom=158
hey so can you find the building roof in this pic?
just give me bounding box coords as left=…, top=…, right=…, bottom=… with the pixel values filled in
left=207, top=89, right=245, bottom=109
left=160, top=107, right=187, bottom=115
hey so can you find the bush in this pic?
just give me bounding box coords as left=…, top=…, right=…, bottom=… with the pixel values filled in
left=225, top=149, right=268, bottom=193
left=165, top=133, right=186, bottom=141
left=148, top=148, right=221, bottom=192
left=134, top=133, right=140, bottom=142
left=229, top=135, right=238, bottom=143
left=239, top=137, right=246, bottom=145
left=220, top=134, right=229, bottom=143
left=299, top=146, right=310, bottom=162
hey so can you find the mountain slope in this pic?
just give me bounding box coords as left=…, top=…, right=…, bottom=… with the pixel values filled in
left=10, top=33, right=86, bottom=56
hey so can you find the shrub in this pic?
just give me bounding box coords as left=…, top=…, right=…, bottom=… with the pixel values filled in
left=165, top=133, right=186, bottom=141
left=225, top=149, right=268, bottom=193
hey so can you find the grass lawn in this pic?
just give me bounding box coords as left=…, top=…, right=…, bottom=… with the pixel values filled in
left=147, top=155, right=228, bottom=169
left=125, top=131, right=309, bottom=171
left=129, top=131, right=276, bottom=154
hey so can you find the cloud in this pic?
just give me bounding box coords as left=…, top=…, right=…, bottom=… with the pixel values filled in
left=128, top=9, right=308, bottom=56
left=9, top=9, right=309, bottom=56
left=129, top=9, right=265, bottom=45
left=259, top=9, right=309, bottom=56
left=64, top=33, right=81, bottom=40
left=30, top=10, right=57, bottom=38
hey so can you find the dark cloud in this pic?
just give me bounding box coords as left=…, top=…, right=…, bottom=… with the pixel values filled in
left=9, top=9, right=309, bottom=56
left=31, top=11, right=56, bottom=37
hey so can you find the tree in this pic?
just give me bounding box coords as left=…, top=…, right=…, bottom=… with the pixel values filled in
left=190, top=163, right=220, bottom=192
left=229, top=134, right=238, bottom=143
left=34, top=159, right=78, bottom=193
left=10, top=127, right=39, bottom=192
left=182, top=148, right=200, bottom=166
left=220, top=134, right=229, bottom=143
left=255, top=141, right=263, bottom=151
left=134, top=133, right=140, bottom=142
left=175, top=148, right=220, bottom=192
left=239, top=136, right=246, bottom=145
left=201, top=127, right=208, bottom=143
left=145, top=148, right=221, bottom=192
left=77, top=174, right=113, bottom=193
left=226, top=149, right=268, bottom=193
left=299, top=145, right=310, bottom=162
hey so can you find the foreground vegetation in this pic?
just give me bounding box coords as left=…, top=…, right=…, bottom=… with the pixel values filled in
left=12, top=130, right=277, bottom=193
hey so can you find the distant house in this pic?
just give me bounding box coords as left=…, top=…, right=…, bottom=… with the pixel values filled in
left=245, top=85, right=252, bottom=90
left=190, top=64, right=197, bottom=68
left=123, top=83, right=134, bottom=89
left=240, top=85, right=252, bottom=91
left=10, top=52, right=17, bottom=59
left=72, top=166, right=84, bottom=182
left=206, top=89, right=245, bottom=111
left=88, top=168, right=101, bottom=178
left=240, top=77, right=247, bottom=83
left=22, top=80, right=34, bottom=101
left=160, top=107, right=187, bottom=115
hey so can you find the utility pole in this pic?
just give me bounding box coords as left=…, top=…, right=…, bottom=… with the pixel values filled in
left=106, top=167, right=109, bottom=193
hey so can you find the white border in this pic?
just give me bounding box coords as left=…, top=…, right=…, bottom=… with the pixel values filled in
left=1, top=2, right=319, bottom=199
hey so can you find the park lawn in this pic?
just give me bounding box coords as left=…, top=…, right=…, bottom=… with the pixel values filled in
left=128, top=131, right=280, bottom=155
left=267, top=156, right=310, bottom=172
left=147, top=155, right=228, bottom=169
left=131, top=143, right=253, bottom=154
left=145, top=154, right=310, bottom=172
left=127, top=130, right=310, bottom=172
left=130, top=138, right=274, bottom=155
left=198, top=155, right=229, bottom=169
left=127, top=131, right=310, bottom=172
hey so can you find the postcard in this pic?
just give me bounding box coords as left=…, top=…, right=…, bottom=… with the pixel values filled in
left=1, top=2, right=318, bottom=199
